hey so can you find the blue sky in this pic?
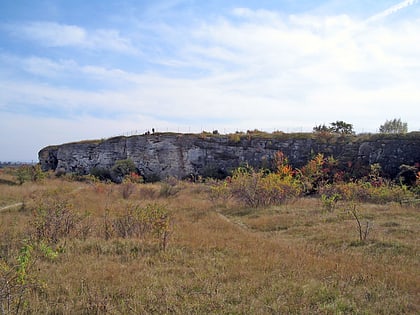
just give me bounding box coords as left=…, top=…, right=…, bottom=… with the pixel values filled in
left=1, top=0, right=419, bottom=161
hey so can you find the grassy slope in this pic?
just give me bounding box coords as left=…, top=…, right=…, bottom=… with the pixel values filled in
left=0, top=175, right=419, bottom=314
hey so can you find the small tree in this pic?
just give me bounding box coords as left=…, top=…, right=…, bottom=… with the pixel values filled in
left=313, top=121, right=354, bottom=135
left=330, top=121, right=355, bottom=135
left=313, top=124, right=331, bottom=133
left=379, top=118, right=408, bottom=134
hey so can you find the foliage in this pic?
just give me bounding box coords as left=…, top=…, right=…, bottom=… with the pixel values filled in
left=209, top=179, right=231, bottom=204
left=379, top=118, right=408, bottom=134
left=228, top=133, right=241, bottom=143
left=0, top=169, right=419, bottom=313
left=229, top=163, right=301, bottom=208
left=297, top=153, right=325, bottom=194
left=0, top=242, right=39, bottom=314
left=30, top=198, right=85, bottom=244
left=295, top=153, right=341, bottom=194
left=89, top=167, right=111, bottom=181
left=396, top=164, right=418, bottom=186
left=110, top=159, right=137, bottom=183
left=319, top=179, right=416, bottom=204
left=111, top=203, right=171, bottom=250
left=321, top=193, right=340, bottom=212
left=312, top=124, right=331, bottom=133
left=125, top=172, right=143, bottom=184
left=330, top=120, right=355, bottom=134
left=15, top=164, right=45, bottom=185
left=230, top=151, right=416, bottom=206
left=313, top=121, right=355, bottom=135
left=159, top=177, right=180, bottom=197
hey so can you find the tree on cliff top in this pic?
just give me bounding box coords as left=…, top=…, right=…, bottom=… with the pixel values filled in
left=379, top=118, right=408, bottom=134
left=313, top=121, right=354, bottom=135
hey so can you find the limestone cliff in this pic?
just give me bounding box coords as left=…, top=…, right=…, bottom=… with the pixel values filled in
left=38, top=132, right=420, bottom=181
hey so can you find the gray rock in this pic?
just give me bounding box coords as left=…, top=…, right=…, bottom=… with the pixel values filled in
left=38, top=133, right=420, bottom=181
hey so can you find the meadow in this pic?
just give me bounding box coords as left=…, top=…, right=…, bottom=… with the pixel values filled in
left=0, top=162, right=419, bottom=314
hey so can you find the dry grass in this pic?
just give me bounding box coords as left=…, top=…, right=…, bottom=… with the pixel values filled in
left=0, top=173, right=419, bottom=314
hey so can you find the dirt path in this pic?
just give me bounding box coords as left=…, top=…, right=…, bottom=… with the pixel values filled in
left=0, top=202, right=23, bottom=212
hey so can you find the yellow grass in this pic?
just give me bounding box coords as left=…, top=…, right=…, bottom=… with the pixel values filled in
left=0, top=173, right=419, bottom=314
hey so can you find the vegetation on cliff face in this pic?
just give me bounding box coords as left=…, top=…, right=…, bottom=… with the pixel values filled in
left=1, top=164, right=419, bottom=313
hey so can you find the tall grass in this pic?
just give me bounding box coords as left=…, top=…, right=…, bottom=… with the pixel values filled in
left=0, top=170, right=419, bottom=314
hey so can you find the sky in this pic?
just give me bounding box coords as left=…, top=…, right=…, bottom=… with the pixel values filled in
left=1, top=0, right=419, bottom=161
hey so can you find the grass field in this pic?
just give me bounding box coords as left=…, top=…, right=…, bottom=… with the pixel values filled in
left=0, top=170, right=419, bottom=314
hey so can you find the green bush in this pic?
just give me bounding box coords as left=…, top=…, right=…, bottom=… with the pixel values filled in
left=15, top=164, right=45, bottom=185
left=110, top=159, right=137, bottom=183
left=90, top=167, right=111, bottom=181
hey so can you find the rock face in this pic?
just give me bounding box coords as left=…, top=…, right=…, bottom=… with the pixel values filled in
left=38, top=133, right=420, bottom=181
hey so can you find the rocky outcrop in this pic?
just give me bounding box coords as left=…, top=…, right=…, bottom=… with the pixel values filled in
left=38, top=132, right=420, bottom=181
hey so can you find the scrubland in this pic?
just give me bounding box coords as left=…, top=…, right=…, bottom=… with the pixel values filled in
left=0, top=162, right=419, bottom=314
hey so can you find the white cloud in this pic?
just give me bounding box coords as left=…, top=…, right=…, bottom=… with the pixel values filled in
left=19, top=22, right=86, bottom=46
left=2, top=4, right=420, bottom=161
left=10, top=21, right=136, bottom=53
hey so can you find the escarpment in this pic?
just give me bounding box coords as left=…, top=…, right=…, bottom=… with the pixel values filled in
left=38, top=132, right=420, bottom=182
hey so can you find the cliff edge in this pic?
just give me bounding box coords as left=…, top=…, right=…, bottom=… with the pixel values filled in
left=38, top=132, right=420, bottom=181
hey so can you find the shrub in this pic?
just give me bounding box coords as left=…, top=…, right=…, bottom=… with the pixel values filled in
left=321, top=193, right=341, bottom=212
left=209, top=180, right=231, bottom=204
left=29, top=198, right=85, bottom=244
left=228, top=133, right=241, bottom=143
left=318, top=180, right=416, bottom=204
left=296, top=153, right=326, bottom=194
left=90, top=167, right=112, bottom=181
left=0, top=241, right=48, bottom=314
left=111, top=203, right=171, bottom=250
left=365, top=183, right=415, bottom=204
left=119, top=180, right=136, bottom=199
left=138, top=186, right=157, bottom=199
left=15, top=164, right=45, bottom=185
left=159, top=177, right=180, bottom=197
left=229, top=166, right=301, bottom=207
left=125, top=172, right=143, bottom=184
left=110, top=159, right=137, bottom=183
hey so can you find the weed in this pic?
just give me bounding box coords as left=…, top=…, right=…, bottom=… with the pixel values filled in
left=159, top=177, right=180, bottom=198
left=29, top=198, right=84, bottom=244
left=209, top=180, right=231, bottom=204
left=111, top=203, right=171, bottom=250
left=348, top=204, right=372, bottom=243
left=119, top=181, right=136, bottom=199
left=321, top=193, right=340, bottom=212
left=0, top=242, right=39, bottom=314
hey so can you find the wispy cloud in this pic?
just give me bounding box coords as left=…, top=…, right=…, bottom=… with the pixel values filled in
left=366, top=0, right=418, bottom=22
left=8, top=21, right=137, bottom=53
